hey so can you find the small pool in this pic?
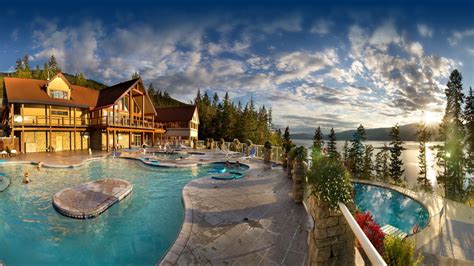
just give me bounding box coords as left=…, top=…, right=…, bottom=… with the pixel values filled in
left=0, top=159, right=225, bottom=265
left=152, top=152, right=190, bottom=160
left=354, top=183, right=429, bottom=234
left=208, top=162, right=249, bottom=172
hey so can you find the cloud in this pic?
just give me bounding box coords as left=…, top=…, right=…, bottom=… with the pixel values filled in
left=275, top=49, right=338, bottom=84
left=417, top=24, right=433, bottom=38
left=310, top=19, right=331, bottom=35
left=261, top=15, right=302, bottom=33
left=448, top=28, right=474, bottom=46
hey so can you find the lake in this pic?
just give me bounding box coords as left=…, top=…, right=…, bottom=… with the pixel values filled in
left=292, top=139, right=442, bottom=191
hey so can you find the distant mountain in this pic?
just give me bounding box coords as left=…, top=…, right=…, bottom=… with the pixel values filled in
left=291, top=123, right=440, bottom=141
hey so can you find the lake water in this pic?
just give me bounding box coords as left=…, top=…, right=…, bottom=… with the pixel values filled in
left=293, top=139, right=442, bottom=191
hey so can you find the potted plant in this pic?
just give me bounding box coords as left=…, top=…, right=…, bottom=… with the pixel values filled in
left=289, top=146, right=308, bottom=203
left=230, top=139, right=241, bottom=152
left=264, top=141, right=272, bottom=163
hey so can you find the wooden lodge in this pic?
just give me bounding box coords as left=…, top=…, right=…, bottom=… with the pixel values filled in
left=1, top=73, right=166, bottom=153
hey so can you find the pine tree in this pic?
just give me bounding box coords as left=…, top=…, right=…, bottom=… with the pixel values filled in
left=74, top=73, right=87, bottom=86
left=342, top=140, right=350, bottom=166
left=41, top=63, right=50, bottom=80
left=221, top=92, right=232, bottom=140
left=389, top=124, right=404, bottom=183
left=464, top=87, right=474, bottom=175
left=283, top=126, right=292, bottom=154
left=34, top=65, right=41, bottom=79
left=375, top=145, right=389, bottom=181
left=48, top=55, right=61, bottom=75
left=327, top=128, right=339, bottom=160
left=312, top=126, right=324, bottom=159
left=14, top=58, right=24, bottom=78
left=439, top=70, right=466, bottom=201
left=22, top=54, right=32, bottom=78
left=131, top=71, right=140, bottom=79
left=362, top=144, right=374, bottom=180
left=416, top=115, right=432, bottom=191
left=348, top=124, right=366, bottom=179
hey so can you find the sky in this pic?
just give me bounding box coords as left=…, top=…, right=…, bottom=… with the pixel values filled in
left=0, top=0, right=473, bottom=134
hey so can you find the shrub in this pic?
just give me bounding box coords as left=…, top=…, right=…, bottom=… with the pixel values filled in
left=288, top=146, right=308, bottom=161
left=383, top=236, right=423, bottom=266
left=307, top=157, right=354, bottom=210
left=355, top=211, right=385, bottom=254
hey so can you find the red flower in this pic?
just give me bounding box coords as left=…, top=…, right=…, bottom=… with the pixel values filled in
left=355, top=211, right=385, bottom=254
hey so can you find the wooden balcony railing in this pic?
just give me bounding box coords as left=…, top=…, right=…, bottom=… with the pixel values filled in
left=89, top=115, right=164, bottom=130
left=13, top=115, right=88, bottom=127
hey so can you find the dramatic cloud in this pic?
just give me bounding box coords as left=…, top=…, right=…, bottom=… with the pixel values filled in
left=417, top=24, right=433, bottom=38
left=26, top=15, right=465, bottom=133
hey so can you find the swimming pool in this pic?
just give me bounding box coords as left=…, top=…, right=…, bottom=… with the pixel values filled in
left=0, top=159, right=234, bottom=265
left=151, top=152, right=190, bottom=160
left=354, top=183, right=429, bottom=234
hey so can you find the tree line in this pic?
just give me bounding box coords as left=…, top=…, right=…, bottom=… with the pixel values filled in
left=194, top=89, right=282, bottom=145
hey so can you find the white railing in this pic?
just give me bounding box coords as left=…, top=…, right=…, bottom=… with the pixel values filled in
left=338, top=202, right=387, bottom=266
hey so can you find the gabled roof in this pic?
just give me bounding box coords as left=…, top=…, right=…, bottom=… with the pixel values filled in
left=3, top=77, right=99, bottom=108
left=94, top=78, right=140, bottom=109
left=154, top=105, right=197, bottom=122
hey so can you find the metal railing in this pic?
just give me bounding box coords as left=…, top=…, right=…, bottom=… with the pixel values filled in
left=339, top=202, right=387, bottom=266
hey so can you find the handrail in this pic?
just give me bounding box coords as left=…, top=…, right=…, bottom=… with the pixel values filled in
left=338, top=202, right=387, bottom=266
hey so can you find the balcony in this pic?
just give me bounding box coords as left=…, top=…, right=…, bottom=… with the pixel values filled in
left=89, top=115, right=164, bottom=130
left=13, top=115, right=88, bottom=127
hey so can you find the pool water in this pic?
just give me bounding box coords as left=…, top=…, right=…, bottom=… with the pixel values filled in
left=0, top=159, right=227, bottom=265
left=152, top=152, right=190, bottom=160
left=354, top=183, right=429, bottom=234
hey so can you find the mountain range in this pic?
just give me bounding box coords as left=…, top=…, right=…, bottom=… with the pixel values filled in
left=291, top=123, right=440, bottom=141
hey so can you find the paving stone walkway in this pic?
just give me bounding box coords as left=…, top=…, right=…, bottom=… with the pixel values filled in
left=161, top=162, right=309, bottom=265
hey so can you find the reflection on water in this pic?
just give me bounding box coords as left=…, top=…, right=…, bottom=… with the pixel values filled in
left=354, top=183, right=429, bottom=234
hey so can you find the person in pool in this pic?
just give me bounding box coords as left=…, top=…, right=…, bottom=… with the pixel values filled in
left=23, top=172, right=30, bottom=184
left=225, top=160, right=231, bottom=167
left=235, top=161, right=240, bottom=167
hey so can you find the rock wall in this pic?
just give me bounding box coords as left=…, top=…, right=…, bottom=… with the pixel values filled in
left=307, top=196, right=355, bottom=265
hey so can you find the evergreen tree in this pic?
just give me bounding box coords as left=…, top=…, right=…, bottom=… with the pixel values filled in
left=348, top=124, right=366, bottom=179
left=41, top=63, right=50, bottom=80
left=375, top=145, right=390, bottom=182
left=34, top=65, right=41, bottom=79
left=327, top=128, right=340, bottom=160
left=14, top=58, right=24, bottom=78
left=389, top=124, right=404, bottom=183
left=48, top=55, right=61, bottom=75
left=131, top=71, right=140, bottom=79
left=74, top=73, right=87, bottom=86
left=312, top=126, right=324, bottom=159
left=464, top=87, right=474, bottom=175
left=362, top=144, right=374, bottom=180
left=22, top=54, right=32, bottom=78
left=342, top=140, right=350, bottom=166
left=282, top=126, right=293, bottom=154
left=416, top=115, right=432, bottom=191
left=439, top=69, right=466, bottom=201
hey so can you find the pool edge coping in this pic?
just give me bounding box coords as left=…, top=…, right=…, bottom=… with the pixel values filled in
left=157, top=160, right=256, bottom=265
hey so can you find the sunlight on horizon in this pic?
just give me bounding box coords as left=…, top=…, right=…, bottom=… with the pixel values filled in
left=422, top=111, right=442, bottom=125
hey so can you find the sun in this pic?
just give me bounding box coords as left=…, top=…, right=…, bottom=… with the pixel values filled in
left=423, top=111, right=441, bottom=125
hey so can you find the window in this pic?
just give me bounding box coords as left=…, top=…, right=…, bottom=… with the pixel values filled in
left=50, top=90, right=68, bottom=99
left=51, top=110, right=69, bottom=116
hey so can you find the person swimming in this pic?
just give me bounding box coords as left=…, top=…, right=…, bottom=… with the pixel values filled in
left=23, top=172, right=30, bottom=184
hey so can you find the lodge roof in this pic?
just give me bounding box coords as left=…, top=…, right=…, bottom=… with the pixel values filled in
left=154, top=105, right=197, bottom=122
left=3, top=76, right=99, bottom=108
left=3, top=76, right=156, bottom=115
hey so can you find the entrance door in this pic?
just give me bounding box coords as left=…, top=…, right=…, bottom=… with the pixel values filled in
left=56, top=136, right=63, bottom=151
left=133, top=134, right=142, bottom=146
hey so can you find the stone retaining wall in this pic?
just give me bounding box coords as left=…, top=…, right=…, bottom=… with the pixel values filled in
left=307, top=196, right=355, bottom=265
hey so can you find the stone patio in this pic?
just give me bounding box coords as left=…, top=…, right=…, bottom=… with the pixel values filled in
left=160, top=161, right=309, bottom=265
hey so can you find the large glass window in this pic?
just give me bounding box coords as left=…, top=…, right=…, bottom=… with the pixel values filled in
left=50, top=90, right=68, bottom=99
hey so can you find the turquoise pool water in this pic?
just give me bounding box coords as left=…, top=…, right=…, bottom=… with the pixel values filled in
left=354, top=183, right=429, bottom=234
left=0, top=159, right=226, bottom=265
